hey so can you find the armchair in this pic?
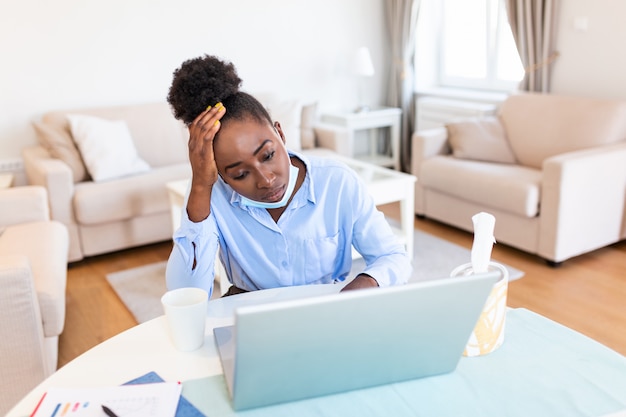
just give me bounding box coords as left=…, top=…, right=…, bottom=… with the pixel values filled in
left=0, top=186, right=69, bottom=415
left=411, top=92, right=626, bottom=264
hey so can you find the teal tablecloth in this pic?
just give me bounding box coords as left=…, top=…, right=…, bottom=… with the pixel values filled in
left=182, top=308, right=626, bottom=417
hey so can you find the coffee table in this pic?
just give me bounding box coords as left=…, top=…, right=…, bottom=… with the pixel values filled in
left=7, top=285, right=626, bottom=417
left=166, top=154, right=417, bottom=294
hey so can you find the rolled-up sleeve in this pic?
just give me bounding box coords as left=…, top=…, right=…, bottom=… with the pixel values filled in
left=349, top=175, right=412, bottom=287
left=165, top=206, right=220, bottom=297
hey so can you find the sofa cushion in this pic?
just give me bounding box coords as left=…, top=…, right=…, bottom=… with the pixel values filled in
left=500, top=93, right=626, bottom=169
left=72, top=163, right=191, bottom=225
left=67, top=114, right=150, bottom=182
left=272, top=99, right=303, bottom=151
left=446, top=116, right=516, bottom=164
left=254, top=93, right=318, bottom=151
left=420, top=156, right=542, bottom=217
left=255, top=93, right=303, bottom=151
left=33, top=121, right=89, bottom=183
left=300, top=102, right=318, bottom=149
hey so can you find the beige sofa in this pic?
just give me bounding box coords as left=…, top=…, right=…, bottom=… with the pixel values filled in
left=411, top=92, right=626, bottom=264
left=0, top=186, right=68, bottom=415
left=23, top=99, right=349, bottom=262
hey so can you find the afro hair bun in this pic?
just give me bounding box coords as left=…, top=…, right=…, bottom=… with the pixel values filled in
left=167, top=55, right=242, bottom=125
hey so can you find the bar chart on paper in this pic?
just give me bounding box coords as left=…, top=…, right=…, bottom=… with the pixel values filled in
left=30, top=382, right=181, bottom=417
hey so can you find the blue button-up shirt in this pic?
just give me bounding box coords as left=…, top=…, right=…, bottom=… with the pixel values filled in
left=166, top=152, right=411, bottom=297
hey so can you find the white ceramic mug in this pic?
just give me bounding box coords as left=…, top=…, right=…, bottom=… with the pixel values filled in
left=161, top=287, right=208, bottom=352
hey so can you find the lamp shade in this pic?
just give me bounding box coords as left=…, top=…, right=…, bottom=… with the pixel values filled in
left=354, top=47, right=375, bottom=77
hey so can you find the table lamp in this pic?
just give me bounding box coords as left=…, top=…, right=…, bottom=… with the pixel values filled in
left=353, top=46, right=375, bottom=113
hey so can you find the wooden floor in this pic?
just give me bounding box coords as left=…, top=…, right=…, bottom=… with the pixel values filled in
left=59, top=210, right=626, bottom=368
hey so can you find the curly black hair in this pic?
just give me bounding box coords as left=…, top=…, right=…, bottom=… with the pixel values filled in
left=167, top=55, right=272, bottom=127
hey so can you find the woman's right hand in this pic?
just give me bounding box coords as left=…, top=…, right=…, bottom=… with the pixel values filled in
left=186, top=103, right=226, bottom=222
left=188, top=103, right=225, bottom=187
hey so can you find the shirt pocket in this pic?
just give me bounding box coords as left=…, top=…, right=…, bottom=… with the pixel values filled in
left=303, top=231, right=341, bottom=283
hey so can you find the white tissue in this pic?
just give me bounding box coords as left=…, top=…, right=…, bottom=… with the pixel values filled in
left=471, top=212, right=496, bottom=273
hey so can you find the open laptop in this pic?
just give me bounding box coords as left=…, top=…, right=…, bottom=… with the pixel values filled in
left=213, top=272, right=498, bottom=410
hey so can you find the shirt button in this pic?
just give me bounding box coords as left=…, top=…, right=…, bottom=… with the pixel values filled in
left=281, top=261, right=288, bottom=268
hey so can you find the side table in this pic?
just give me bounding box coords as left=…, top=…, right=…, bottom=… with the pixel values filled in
left=321, top=107, right=401, bottom=170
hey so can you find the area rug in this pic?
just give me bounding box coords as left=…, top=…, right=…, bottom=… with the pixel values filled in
left=106, top=229, right=523, bottom=323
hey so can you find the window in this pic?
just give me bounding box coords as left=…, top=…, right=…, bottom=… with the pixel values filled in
left=438, top=0, right=524, bottom=91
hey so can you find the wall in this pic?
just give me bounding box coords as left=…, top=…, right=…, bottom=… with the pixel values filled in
left=0, top=0, right=389, bottom=164
left=3, top=1, right=625, bottom=178
left=551, top=0, right=626, bottom=99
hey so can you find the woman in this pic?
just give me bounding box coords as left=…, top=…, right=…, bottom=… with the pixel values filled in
left=165, top=54, right=411, bottom=297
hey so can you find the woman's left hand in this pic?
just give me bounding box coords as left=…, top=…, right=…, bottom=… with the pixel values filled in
left=340, top=274, right=379, bottom=292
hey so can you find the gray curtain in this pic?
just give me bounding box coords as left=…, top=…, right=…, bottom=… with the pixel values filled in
left=505, top=0, right=560, bottom=92
left=384, top=0, right=420, bottom=172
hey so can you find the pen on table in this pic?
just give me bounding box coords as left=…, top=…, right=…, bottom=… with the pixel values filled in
left=101, top=405, right=119, bottom=417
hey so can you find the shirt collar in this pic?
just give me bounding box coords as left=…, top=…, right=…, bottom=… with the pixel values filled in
left=225, top=149, right=317, bottom=209
left=290, top=150, right=316, bottom=205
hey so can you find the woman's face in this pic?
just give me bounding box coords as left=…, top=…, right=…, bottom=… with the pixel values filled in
left=213, top=117, right=291, bottom=203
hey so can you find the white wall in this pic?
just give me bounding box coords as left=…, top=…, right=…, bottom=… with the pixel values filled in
left=0, top=0, right=389, bottom=161
left=3, top=1, right=625, bottom=168
left=551, top=0, right=626, bottom=99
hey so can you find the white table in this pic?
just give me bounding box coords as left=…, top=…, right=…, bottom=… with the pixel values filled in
left=321, top=107, right=402, bottom=170
left=8, top=285, right=626, bottom=417
left=6, top=285, right=340, bottom=417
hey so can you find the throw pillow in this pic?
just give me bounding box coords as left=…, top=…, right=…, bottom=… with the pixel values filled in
left=255, top=93, right=304, bottom=151
left=446, top=116, right=517, bottom=164
left=265, top=99, right=304, bottom=151
left=33, top=121, right=89, bottom=183
left=300, top=102, right=318, bottom=150
left=67, top=114, right=150, bottom=182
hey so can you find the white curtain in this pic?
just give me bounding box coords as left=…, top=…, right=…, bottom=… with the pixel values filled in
left=384, top=0, right=421, bottom=172
left=505, top=0, right=560, bottom=92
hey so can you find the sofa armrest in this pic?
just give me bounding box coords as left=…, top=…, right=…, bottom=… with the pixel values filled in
left=22, top=145, right=76, bottom=225
left=539, top=142, right=626, bottom=262
left=0, top=255, right=49, bottom=410
left=0, top=221, right=68, bottom=338
left=410, top=127, right=451, bottom=216
left=0, top=186, right=50, bottom=228
left=312, top=123, right=353, bottom=157
left=410, top=127, right=450, bottom=176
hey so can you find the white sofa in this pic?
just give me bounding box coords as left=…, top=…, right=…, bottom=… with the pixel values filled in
left=0, top=186, right=68, bottom=415
left=23, top=99, right=349, bottom=262
left=411, top=92, right=626, bottom=265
